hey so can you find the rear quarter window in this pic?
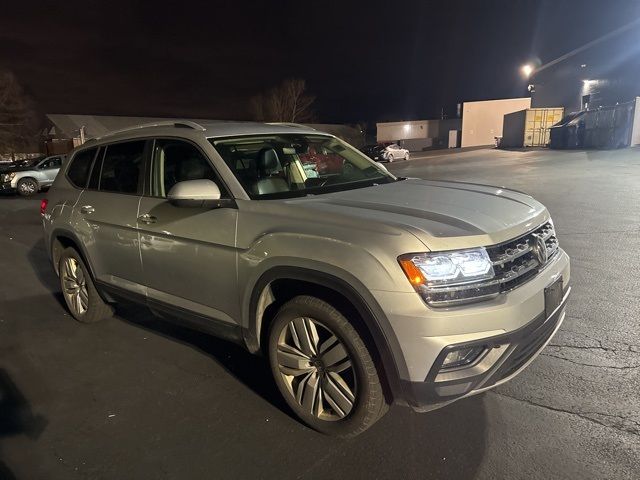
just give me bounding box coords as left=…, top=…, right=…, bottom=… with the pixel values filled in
left=67, top=148, right=98, bottom=188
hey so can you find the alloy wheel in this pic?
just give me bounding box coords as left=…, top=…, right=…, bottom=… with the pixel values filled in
left=276, top=317, right=357, bottom=421
left=19, top=180, right=37, bottom=195
left=61, top=257, right=89, bottom=316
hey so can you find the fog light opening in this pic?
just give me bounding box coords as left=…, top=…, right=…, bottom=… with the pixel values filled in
left=441, top=346, right=486, bottom=369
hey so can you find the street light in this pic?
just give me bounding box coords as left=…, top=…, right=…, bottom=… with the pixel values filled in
left=521, top=64, right=534, bottom=78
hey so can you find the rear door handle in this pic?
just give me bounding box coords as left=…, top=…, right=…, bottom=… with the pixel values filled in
left=80, top=205, right=95, bottom=214
left=137, top=213, right=157, bottom=225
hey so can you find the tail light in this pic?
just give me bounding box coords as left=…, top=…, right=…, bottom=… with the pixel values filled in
left=40, top=199, right=48, bottom=216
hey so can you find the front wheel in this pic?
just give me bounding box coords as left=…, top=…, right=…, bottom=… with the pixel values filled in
left=17, top=178, right=38, bottom=196
left=388, top=154, right=394, bottom=163
left=268, top=296, right=388, bottom=437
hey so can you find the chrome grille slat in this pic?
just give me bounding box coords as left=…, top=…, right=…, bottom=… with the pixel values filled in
left=426, top=221, right=559, bottom=306
left=491, top=241, right=532, bottom=266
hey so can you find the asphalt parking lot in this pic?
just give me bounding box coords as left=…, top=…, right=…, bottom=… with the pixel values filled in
left=1, top=147, right=639, bottom=480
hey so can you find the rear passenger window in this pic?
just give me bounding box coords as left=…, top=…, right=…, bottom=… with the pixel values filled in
left=67, top=148, right=97, bottom=188
left=99, top=141, right=145, bottom=194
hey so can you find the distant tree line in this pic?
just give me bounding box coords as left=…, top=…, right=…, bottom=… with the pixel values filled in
left=0, top=70, right=38, bottom=160
left=250, top=78, right=316, bottom=123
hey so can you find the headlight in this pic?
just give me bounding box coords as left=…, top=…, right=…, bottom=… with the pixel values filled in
left=399, top=247, right=497, bottom=306
left=1, top=172, right=16, bottom=182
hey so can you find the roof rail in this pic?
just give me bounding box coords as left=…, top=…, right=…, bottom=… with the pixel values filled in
left=90, top=120, right=207, bottom=141
left=265, top=122, right=315, bottom=130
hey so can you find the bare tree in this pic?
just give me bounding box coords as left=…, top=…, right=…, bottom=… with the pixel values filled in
left=0, top=70, right=38, bottom=160
left=250, top=78, right=316, bottom=123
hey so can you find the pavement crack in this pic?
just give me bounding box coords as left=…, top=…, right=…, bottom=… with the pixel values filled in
left=552, top=327, right=640, bottom=354
left=491, top=391, right=640, bottom=436
left=540, top=352, right=640, bottom=370
left=547, top=342, right=616, bottom=353
left=561, top=229, right=640, bottom=236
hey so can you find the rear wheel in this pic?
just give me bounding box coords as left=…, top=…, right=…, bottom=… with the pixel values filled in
left=17, top=178, right=38, bottom=196
left=268, top=295, right=388, bottom=437
left=59, top=247, right=113, bottom=323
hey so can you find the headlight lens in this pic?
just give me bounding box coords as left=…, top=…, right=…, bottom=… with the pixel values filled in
left=1, top=172, right=16, bottom=182
left=400, top=248, right=494, bottom=286
left=399, top=248, right=497, bottom=305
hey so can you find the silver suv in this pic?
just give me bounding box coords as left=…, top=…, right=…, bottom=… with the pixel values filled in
left=1, top=155, right=65, bottom=196
left=42, top=121, right=570, bottom=437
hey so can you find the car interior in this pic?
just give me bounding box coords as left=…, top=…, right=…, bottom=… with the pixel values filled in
left=213, top=135, right=388, bottom=198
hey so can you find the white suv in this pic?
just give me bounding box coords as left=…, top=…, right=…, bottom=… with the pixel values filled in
left=0, top=155, right=65, bottom=196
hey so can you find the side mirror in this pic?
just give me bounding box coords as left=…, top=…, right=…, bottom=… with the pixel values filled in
left=167, top=179, right=222, bottom=208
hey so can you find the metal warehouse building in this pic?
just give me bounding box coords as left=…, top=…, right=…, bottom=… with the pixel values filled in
left=376, top=119, right=461, bottom=150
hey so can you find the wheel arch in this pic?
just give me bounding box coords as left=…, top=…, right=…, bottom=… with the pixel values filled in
left=16, top=175, right=40, bottom=190
left=50, top=228, right=96, bottom=278
left=245, top=266, right=408, bottom=400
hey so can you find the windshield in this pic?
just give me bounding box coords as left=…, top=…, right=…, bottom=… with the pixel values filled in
left=210, top=134, right=396, bottom=199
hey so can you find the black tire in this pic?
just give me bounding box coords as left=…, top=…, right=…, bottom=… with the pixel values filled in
left=388, top=154, right=394, bottom=163
left=59, top=247, right=113, bottom=323
left=268, top=295, right=388, bottom=437
left=17, top=177, right=38, bottom=197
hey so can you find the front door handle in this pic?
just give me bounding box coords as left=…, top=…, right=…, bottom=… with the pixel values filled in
left=137, top=213, right=157, bottom=225
left=80, top=205, right=95, bottom=214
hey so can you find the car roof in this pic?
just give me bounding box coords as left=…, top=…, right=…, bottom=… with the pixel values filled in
left=80, top=120, right=326, bottom=147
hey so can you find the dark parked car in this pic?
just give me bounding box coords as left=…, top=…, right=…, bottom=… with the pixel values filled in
left=360, top=144, right=386, bottom=162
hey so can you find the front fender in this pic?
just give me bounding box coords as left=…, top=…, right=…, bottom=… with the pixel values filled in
left=243, top=263, right=409, bottom=399
left=11, top=172, right=41, bottom=188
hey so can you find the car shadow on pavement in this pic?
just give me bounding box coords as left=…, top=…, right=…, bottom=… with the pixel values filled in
left=27, top=239, right=65, bottom=305
left=113, top=303, right=294, bottom=418
left=0, top=368, right=48, bottom=480
left=113, top=303, right=488, bottom=480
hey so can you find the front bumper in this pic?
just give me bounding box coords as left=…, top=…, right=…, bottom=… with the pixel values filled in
left=0, top=181, right=14, bottom=192
left=370, top=247, right=570, bottom=410
left=401, top=285, right=570, bottom=411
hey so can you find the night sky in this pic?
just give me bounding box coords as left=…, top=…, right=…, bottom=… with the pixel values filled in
left=2, top=0, right=639, bottom=123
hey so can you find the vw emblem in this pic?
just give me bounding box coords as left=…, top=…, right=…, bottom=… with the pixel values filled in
left=532, top=234, right=548, bottom=264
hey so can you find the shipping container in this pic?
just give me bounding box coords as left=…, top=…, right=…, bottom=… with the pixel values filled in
left=501, top=108, right=564, bottom=148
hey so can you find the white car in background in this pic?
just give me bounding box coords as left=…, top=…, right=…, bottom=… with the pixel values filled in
left=360, top=144, right=410, bottom=163
left=383, top=143, right=409, bottom=162
left=0, top=155, right=65, bottom=196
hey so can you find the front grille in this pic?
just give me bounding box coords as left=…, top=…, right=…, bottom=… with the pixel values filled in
left=428, top=222, right=559, bottom=306
left=486, top=221, right=559, bottom=291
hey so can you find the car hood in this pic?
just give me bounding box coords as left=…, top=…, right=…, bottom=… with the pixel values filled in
left=284, top=179, right=549, bottom=250
left=0, top=164, right=38, bottom=174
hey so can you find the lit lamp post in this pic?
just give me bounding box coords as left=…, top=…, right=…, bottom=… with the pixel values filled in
left=521, top=64, right=535, bottom=95
left=521, top=64, right=534, bottom=78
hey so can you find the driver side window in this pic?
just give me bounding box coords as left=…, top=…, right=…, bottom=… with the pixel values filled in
left=150, top=139, right=227, bottom=198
